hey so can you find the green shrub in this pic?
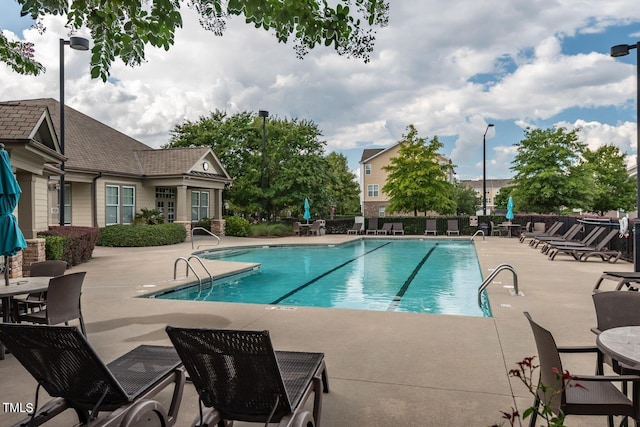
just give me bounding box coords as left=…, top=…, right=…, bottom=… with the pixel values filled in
left=250, top=223, right=292, bottom=237
left=39, top=226, right=99, bottom=266
left=37, top=235, right=66, bottom=260
left=97, top=223, right=187, bottom=247
left=135, top=207, right=165, bottom=225
left=225, top=216, right=251, bottom=237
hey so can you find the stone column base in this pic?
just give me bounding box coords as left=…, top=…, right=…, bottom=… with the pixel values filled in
left=211, top=219, right=226, bottom=236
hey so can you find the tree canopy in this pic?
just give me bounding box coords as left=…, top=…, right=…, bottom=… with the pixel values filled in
left=382, top=125, right=455, bottom=216
left=510, top=127, right=593, bottom=214
left=3, top=0, right=389, bottom=81
left=452, top=182, right=480, bottom=215
left=581, top=144, right=636, bottom=216
left=167, top=110, right=360, bottom=219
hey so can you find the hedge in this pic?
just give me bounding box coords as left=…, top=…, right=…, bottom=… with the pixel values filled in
left=39, top=226, right=99, bottom=266
left=97, top=223, right=187, bottom=247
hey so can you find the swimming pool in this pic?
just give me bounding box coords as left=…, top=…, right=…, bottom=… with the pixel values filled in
left=153, top=239, right=491, bottom=317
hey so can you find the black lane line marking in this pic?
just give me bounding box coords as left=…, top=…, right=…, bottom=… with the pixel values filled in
left=387, top=244, right=438, bottom=311
left=270, top=242, right=392, bottom=305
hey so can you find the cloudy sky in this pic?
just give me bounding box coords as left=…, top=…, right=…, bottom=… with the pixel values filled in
left=1, top=1, right=639, bottom=180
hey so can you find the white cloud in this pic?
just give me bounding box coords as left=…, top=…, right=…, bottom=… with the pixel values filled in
left=1, top=0, right=639, bottom=179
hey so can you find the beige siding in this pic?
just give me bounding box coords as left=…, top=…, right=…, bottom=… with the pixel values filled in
left=33, top=176, right=49, bottom=233
left=70, top=183, right=92, bottom=226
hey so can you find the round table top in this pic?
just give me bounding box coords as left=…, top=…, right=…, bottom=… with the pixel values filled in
left=596, top=326, right=640, bottom=370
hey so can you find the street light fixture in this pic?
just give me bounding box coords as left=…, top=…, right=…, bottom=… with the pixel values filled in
left=59, top=36, right=89, bottom=226
left=483, top=123, right=495, bottom=216
left=610, top=42, right=639, bottom=271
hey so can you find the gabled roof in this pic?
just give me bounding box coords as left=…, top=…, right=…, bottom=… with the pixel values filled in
left=136, top=147, right=229, bottom=179
left=15, top=98, right=151, bottom=175
left=360, top=148, right=384, bottom=163
left=0, top=102, right=58, bottom=150
left=4, top=98, right=230, bottom=180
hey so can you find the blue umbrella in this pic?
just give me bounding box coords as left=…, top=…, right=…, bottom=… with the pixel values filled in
left=0, top=145, right=27, bottom=286
left=303, top=198, right=311, bottom=223
left=506, top=196, right=515, bottom=222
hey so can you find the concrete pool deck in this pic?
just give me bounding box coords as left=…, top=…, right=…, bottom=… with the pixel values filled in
left=0, top=234, right=634, bottom=426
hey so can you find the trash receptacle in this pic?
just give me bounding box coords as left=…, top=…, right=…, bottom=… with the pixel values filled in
left=479, top=223, right=489, bottom=236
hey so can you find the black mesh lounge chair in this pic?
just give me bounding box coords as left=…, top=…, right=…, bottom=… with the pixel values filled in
left=524, top=312, right=640, bottom=427
left=594, top=271, right=640, bottom=292
left=547, top=229, right=621, bottom=262
left=166, top=327, right=329, bottom=427
left=15, top=271, right=88, bottom=336
left=446, top=219, right=459, bottom=236
left=424, top=219, right=437, bottom=236
left=0, top=324, right=185, bottom=426
left=365, top=218, right=379, bottom=235
left=377, top=222, right=393, bottom=235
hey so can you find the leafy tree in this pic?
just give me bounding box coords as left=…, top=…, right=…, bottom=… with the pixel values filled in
left=493, top=185, right=515, bottom=210
left=452, top=182, right=480, bottom=215
left=382, top=125, right=455, bottom=216
left=167, top=111, right=331, bottom=219
left=4, top=0, right=389, bottom=81
left=325, top=152, right=361, bottom=216
left=510, top=127, right=593, bottom=214
left=581, top=144, right=636, bottom=216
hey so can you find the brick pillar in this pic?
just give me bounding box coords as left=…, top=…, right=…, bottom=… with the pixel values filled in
left=22, top=238, right=46, bottom=277
left=211, top=219, right=226, bottom=236
left=4, top=251, right=23, bottom=279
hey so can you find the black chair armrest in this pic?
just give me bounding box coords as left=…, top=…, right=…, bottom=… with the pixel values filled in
left=557, top=345, right=599, bottom=354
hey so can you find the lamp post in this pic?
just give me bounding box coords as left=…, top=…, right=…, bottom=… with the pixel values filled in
left=611, top=42, right=639, bottom=271
left=59, top=36, right=89, bottom=226
left=483, top=123, right=495, bottom=216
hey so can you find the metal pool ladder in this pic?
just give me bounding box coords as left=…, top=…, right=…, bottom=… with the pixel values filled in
left=174, top=255, right=214, bottom=291
left=477, top=263, right=520, bottom=307
left=470, top=230, right=485, bottom=241
left=191, top=227, right=221, bottom=249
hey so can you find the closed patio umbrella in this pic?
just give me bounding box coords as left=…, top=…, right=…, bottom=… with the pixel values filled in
left=303, top=198, right=311, bottom=224
left=506, top=196, right=515, bottom=222
left=0, top=144, right=27, bottom=286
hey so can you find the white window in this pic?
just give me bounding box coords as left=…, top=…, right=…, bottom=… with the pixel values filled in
left=122, top=186, right=135, bottom=224
left=192, top=191, right=210, bottom=221
left=106, top=185, right=136, bottom=225
left=379, top=207, right=386, bottom=217
left=106, top=185, right=120, bottom=225
left=367, top=184, right=379, bottom=197
left=365, top=164, right=372, bottom=175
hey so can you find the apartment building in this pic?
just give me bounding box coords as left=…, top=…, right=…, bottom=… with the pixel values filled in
left=359, top=143, right=453, bottom=217
left=460, top=178, right=512, bottom=215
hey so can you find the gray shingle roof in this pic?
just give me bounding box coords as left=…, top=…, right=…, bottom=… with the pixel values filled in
left=2, top=99, right=229, bottom=180
left=0, top=102, right=49, bottom=140
left=15, top=98, right=150, bottom=175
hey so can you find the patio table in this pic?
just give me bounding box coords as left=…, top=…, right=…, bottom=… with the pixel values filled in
left=596, top=326, right=640, bottom=371
left=0, top=276, right=51, bottom=359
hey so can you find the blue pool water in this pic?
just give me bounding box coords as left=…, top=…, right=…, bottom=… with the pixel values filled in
left=153, top=239, right=492, bottom=317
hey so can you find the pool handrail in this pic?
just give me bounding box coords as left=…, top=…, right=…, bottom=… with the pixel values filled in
left=191, top=227, right=221, bottom=250
left=470, top=230, right=485, bottom=241
left=174, top=255, right=214, bottom=291
left=478, top=263, right=519, bottom=307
